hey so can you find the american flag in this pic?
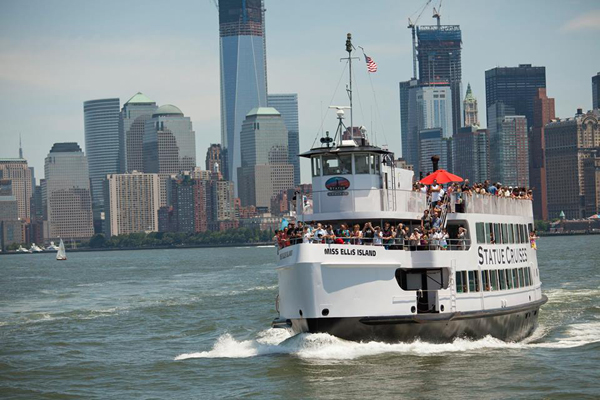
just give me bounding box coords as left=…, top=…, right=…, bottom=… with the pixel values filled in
left=365, top=54, right=377, bottom=73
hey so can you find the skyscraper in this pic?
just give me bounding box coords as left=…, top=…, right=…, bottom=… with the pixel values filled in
left=268, top=93, right=300, bottom=185
left=0, top=159, right=32, bottom=221
left=120, top=92, right=157, bottom=173
left=485, top=65, right=546, bottom=131
left=206, top=143, right=225, bottom=178
left=400, top=79, right=420, bottom=171
left=219, top=0, right=268, bottom=190
left=104, top=172, right=160, bottom=236
left=453, top=126, right=489, bottom=183
left=143, top=104, right=196, bottom=174
left=593, top=72, right=600, bottom=110
left=545, top=110, right=600, bottom=219
left=418, top=128, right=452, bottom=174
left=463, top=83, right=479, bottom=127
left=416, top=24, right=463, bottom=135
left=83, top=97, right=120, bottom=229
left=529, top=88, right=555, bottom=220
left=238, top=107, right=294, bottom=209
left=488, top=103, right=529, bottom=187
left=44, top=143, right=94, bottom=240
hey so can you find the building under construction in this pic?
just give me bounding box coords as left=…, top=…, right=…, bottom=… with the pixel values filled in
left=416, top=24, right=463, bottom=136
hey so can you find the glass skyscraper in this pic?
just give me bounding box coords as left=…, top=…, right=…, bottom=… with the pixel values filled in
left=143, top=104, right=196, bottom=174
left=267, top=93, right=300, bottom=185
left=416, top=25, right=463, bottom=136
left=485, top=64, right=546, bottom=131
left=83, top=98, right=120, bottom=223
left=219, top=0, right=268, bottom=192
left=120, top=92, right=157, bottom=173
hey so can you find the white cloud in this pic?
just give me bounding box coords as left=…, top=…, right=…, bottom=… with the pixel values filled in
left=561, top=10, right=600, bottom=32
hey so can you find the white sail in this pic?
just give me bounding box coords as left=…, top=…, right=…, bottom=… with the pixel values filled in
left=56, top=238, right=67, bottom=260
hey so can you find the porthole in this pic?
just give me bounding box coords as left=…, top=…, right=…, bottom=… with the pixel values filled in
left=440, top=305, right=445, bottom=312
left=322, top=308, right=329, bottom=316
left=299, top=309, right=303, bottom=317
left=411, top=306, right=416, bottom=313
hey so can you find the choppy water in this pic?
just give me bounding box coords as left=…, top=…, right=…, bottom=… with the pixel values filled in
left=0, top=237, right=599, bottom=399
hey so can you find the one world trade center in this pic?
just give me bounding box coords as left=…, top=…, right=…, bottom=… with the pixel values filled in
left=218, top=0, right=268, bottom=191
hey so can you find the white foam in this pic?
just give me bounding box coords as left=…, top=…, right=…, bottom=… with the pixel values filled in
left=175, top=320, right=600, bottom=361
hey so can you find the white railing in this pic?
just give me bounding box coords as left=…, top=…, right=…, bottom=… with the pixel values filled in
left=451, top=193, right=533, bottom=217
left=301, top=189, right=427, bottom=215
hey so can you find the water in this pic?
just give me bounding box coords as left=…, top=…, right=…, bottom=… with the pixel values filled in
left=0, top=236, right=599, bottom=399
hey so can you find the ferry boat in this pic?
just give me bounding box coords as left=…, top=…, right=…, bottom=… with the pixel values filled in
left=271, top=34, right=547, bottom=343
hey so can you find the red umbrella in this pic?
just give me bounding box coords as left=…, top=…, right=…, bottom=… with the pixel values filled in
left=420, top=169, right=463, bottom=185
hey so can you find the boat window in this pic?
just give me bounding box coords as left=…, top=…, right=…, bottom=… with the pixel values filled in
left=512, top=269, right=519, bottom=288
left=516, top=224, right=522, bottom=243
left=456, top=271, right=468, bottom=293
left=508, top=224, right=515, bottom=244
left=528, top=267, right=533, bottom=285
left=371, top=154, right=380, bottom=174
left=506, top=269, right=514, bottom=289
left=482, top=270, right=490, bottom=291
left=311, top=156, right=321, bottom=177
left=518, top=268, right=525, bottom=288
left=485, top=223, right=493, bottom=244
left=521, top=225, right=527, bottom=243
left=523, top=267, right=530, bottom=286
left=490, top=270, right=499, bottom=291
left=494, top=223, right=502, bottom=245
left=476, top=223, right=485, bottom=244
left=468, top=270, right=480, bottom=292
left=501, top=224, right=508, bottom=245
left=498, top=269, right=507, bottom=290
left=322, top=154, right=352, bottom=175
left=354, top=154, right=370, bottom=174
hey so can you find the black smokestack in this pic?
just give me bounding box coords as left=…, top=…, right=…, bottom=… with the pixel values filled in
left=431, top=155, right=440, bottom=172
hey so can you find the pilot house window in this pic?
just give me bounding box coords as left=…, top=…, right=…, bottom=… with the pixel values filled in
left=354, top=154, right=370, bottom=174
left=322, top=154, right=352, bottom=175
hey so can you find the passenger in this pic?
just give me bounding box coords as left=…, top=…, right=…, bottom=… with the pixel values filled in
left=382, top=222, right=394, bottom=248
left=302, top=227, right=311, bottom=243
left=440, top=228, right=449, bottom=250
left=431, top=227, right=441, bottom=250
left=421, top=209, right=432, bottom=231
left=313, top=223, right=327, bottom=243
left=409, top=228, right=421, bottom=251
left=432, top=211, right=442, bottom=230
left=529, top=231, right=539, bottom=250
left=362, top=222, right=375, bottom=245
left=458, top=225, right=468, bottom=250
left=430, top=179, right=442, bottom=203
left=373, top=226, right=383, bottom=246
left=351, top=224, right=362, bottom=245
left=420, top=229, right=430, bottom=250
left=339, top=224, right=351, bottom=244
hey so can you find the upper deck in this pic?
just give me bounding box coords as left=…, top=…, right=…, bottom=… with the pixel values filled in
left=298, top=140, right=533, bottom=221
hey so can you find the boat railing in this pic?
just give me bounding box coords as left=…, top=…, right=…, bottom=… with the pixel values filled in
left=277, top=237, right=471, bottom=251
left=300, top=188, right=427, bottom=215
left=450, top=193, right=533, bottom=216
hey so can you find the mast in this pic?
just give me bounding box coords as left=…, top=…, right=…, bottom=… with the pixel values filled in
left=345, top=33, right=354, bottom=139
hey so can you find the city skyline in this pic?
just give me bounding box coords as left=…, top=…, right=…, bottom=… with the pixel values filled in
left=1, top=1, right=599, bottom=182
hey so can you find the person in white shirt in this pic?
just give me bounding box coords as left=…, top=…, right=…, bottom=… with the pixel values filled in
left=430, top=179, right=442, bottom=203
left=313, top=223, right=328, bottom=243
left=302, top=227, right=312, bottom=243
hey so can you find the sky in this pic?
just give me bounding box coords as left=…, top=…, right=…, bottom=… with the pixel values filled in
left=1, top=0, right=599, bottom=184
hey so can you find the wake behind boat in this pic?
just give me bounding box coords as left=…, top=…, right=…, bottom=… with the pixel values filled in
left=271, top=34, right=546, bottom=343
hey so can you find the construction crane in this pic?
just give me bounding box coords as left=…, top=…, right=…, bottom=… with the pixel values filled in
left=433, top=0, right=443, bottom=26
left=407, top=0, right=432, bottom=79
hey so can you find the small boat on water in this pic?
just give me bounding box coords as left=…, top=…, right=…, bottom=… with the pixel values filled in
left=46, top=241, right=59, bottom=251
left=30, top=243, right=44, bottom=253
left=56, top=238, right=67, bottom=261
left=16, top=245, right=31, bottom=253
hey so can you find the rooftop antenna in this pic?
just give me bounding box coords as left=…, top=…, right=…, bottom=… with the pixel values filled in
left=329, top=106, right=351, bottom=146
left=19, top=133, right=23, bottom=159
left=341, top=33, right=359, bottom=143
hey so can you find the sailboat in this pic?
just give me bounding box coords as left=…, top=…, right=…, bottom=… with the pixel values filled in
left=56, top=238, right=67, bottom=261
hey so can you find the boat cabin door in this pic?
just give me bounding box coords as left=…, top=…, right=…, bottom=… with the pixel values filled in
left=395, top=268, right=448, bottom=314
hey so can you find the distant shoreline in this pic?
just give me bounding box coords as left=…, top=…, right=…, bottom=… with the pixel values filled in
left=0, top=242, right=275, bottom=256
left=537, top=231, right=600, bottom=237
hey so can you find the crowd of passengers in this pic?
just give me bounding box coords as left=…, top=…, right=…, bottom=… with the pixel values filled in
left=274, top=219, right=468, bottom=251
left=413, top=179, right=534, bottom=201
left=275, top=180, right=534, bottom=250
